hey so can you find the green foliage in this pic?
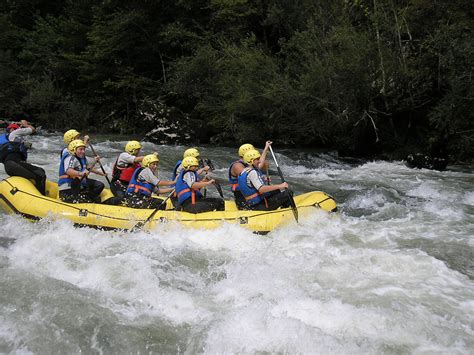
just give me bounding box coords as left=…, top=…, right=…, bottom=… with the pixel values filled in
left=0, top=0, right=471, bottom=160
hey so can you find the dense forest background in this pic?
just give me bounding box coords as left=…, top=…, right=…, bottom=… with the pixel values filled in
left=0, top=0, right=472, bottom=161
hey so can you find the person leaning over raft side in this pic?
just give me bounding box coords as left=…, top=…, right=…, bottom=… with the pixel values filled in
left=58, top=139, right=108, bottom=203
left=228, top=141, right=272, bottom=208
left=238, top=149, right=290, bottom=211
left=111, top=140, right=144, bottom=197
left=0, top=120, right=47, bottom=195
left=175, top=156, right=225, bottom=213
left=61, top=129, right=89, bottom=158
left=124, top=154, right=176, bottom=209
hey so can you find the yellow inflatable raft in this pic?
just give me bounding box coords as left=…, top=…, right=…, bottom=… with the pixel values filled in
left=0, top=176, right=337, bottom=233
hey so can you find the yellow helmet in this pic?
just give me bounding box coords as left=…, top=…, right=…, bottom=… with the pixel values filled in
left=68, top=139, right=86, bottom=154
left=142, top=154, right=159, bottom=168
left=238, top=143, right=255, bottom=158
left=243, top=149, right=261, bottom=165
left=63, top=129, right=80, bottom=144
left=183, top=148, right=200, bottom=159
left=182, top=156, right=199, bottom=169
left=125, top=140, right=142, bottom=155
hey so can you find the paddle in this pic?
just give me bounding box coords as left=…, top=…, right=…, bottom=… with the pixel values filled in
left=131, top=189, right=175, bottom=231
left=265, top=165, right=271, bottom=185
left=198, top=158, right=208, bottom=197
left=73, top=160, right=98, bottom=189
left=88, top=141, right=116, bottom=194
left=268, top=145, right=298, bottom=223
left=204, top=158, right=224, bottom=198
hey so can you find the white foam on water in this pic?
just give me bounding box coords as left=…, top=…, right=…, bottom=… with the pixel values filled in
left=2, top=205, right=473, bottom=353
left=7, top=221, right=212, bottom=325
left=199, top=213, right=474, bottom=352
left=421, top=200, right=464, bottom=220
left=1, top=135, right=473, bottom=353
left=463, top=191, right=474, bottom=206
left=0, top=319, right=34, bottom=355
left=344, top=190, right=389, bottom=210
left=407, top=181, right=445, bottom=200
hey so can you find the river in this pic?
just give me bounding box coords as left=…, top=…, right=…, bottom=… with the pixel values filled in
left=1, top=132, right=473, bottom=353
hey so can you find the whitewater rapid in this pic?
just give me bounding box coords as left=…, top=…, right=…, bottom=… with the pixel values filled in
left=1, top=133, right=473, bottom=353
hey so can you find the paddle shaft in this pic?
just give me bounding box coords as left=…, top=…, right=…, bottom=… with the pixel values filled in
left=88, top=142, right=112, bottom=187
left=77, top=160, right=98, bottom=183
left=268, top=147, right=286, bottom=182
left=204, top=158, right=224, bottom=198
left=268, top=146, right=298, bottom=223
left=132, top=189, right=175, bottom=231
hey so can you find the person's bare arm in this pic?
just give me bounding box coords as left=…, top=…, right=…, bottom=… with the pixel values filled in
left=258, top=141, right=272, bottom=169
left=258, top=182, right=288, bottom=194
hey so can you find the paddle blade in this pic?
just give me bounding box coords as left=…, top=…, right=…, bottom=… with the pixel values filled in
left=131, top=207, right=160, bottom=232
left=214, top=181, right=224, bottom=198
left=205, top=159, right=215, bottom=170
left=131, top=221, right=145, bottom=232
left=287, top=189, right=298, bottom=223
left=130, top=190, right=175, bottom=231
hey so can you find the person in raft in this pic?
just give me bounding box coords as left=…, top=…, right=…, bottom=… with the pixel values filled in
left=124, top=154, right=176, bottom=210
left=111, top=140, right=144, bottom=197
left=0, top=120, right=47, bottom=195
left=171, top=147, right=210, bottom=206
left=175, top=156, right=225, bottom=213
left=58, top=139, right=108, bottom=203
left=61, top=129, right=89, bottom=158
left=172, top=147, right=210, bottom=179
left=228, top=142, right=272, bottom=208
left=238, top=149, right=290, bottom=211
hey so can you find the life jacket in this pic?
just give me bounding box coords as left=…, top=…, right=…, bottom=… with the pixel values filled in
left=0, top=133, right=9, bottom=145
left=228, top=159, right=247, bottom=192
left=0, top=134, right=28, bottom=163
left=58, top=154, right=87, bottom=188
left=112, top=155, right=140, bottom=183
left=59, top=147, right=69, bottom=159
left=176, top=169, right=202, bottom=205
left=126, top=167, right=154, bottom=197
left=0, top=133, right=9, bottom=163
left=238, top=167, right=268, bottom=206
left=172, top=160, right=182, bottom=179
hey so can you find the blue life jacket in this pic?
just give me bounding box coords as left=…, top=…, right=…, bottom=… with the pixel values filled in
left=0, top=134, right=28, bottom=163
left=0, top=133, right=9, bottom=163
left=58, top=154, right=87, bottom=188
left=0, top=133, right=9, bottom=145
left=228, top=159, right=247, bottom=192
left=126, top=168, right=155, bottom=197
left=171, top=160, right=182, bottom=180
left=60, top=147, right=70, bottom=159
left=176, top=169, right=202, bottom=205
left=237, top=168, right=268, bottom=206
